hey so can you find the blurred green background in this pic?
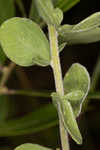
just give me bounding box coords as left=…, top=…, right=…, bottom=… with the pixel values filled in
left=0, top=0, right=100, bottom=150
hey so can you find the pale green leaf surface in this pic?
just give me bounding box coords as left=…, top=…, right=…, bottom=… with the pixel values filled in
left=58, top=12, right=100, bottom=44
left=35, top=0, right=63, bottom=26
left=15, top=143, right=52, bottom=150
left=0, top=17, right=50, bottom=67
left=61, top=99, right=82, bottom=144
left=51, top=92, right=82, bottom=144
left=63, top=90, right=84, bottom=116
left=64, top=63, right=90, bottom=116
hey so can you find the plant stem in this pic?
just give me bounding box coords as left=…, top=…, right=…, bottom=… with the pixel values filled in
left=0, top=62, right=16, bottom=87
left=0, top=87, right=100, bottom=100
left=48, top=25, right=70, bottom=150
left=0, top=88, right=51, bottom=98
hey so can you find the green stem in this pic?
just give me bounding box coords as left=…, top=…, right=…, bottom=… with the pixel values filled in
left=3, top=89, right=51, bottom=98
left=48, top=25, right=70, bottom=150
left=0, top=88, right=100, bottom=100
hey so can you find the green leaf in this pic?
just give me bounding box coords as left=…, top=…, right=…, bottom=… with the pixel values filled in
left=0, top=17, right=50, bottom=67
left=0, top=0, right=15, bottom=24
left=35, top=0, right=63, bottom=26
left=61, top=99, right=82, bottom=144
left=64, top=63, right=90, bottom=116
left=51, top=92, right=82, bottom=145
left=29, top=0, right=42, bottom=24
left=55, top=0, right=80, bottom=12
left=15, top=143, right=52, bottom=150
left=0, top=104, right=58, bottom=136
left=59, top=42, right=67, bottom=52
left=58, top=12, right=100, bottom=44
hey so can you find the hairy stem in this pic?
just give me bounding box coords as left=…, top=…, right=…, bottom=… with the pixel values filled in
left=48, top=25, right=70, bottom=150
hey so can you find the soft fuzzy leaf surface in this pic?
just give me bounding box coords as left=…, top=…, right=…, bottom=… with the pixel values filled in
left=64, top=63, right=90, bottom=116
left=35, top=0, right=63, bottom=26
left=0, top=17, right=50, bottom=67
left=15, top=143, right=52, bottom=150
left=51, top=92, right=82, bottom=145
left=58, top=12, right=100, bottom=44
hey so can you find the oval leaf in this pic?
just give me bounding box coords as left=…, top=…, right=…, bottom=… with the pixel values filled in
left=64, top=63, right=90, bottom=116
left=58, top=12, right=100, bottom=44
left=0, top=17, right=50, bottom=67
left=15, top=143, right=52, bottom=150
left=35, top=0, right=63, bottom=26
left=63, top=90, right=84, bottom=116
left=61, top=99, right=82, bottom=144
left=51, top=92, right=82, bottom=145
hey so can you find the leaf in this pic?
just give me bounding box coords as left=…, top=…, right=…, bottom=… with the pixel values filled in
left=59, top=42, right=67, bottom=52
left=0, top=17, right=50, bottom=67
left=0, top=104, right=58, bottom=137
left=29, top=0, right=42, bottom=24
left=0, top=0, right=15, bottom=24
left=55, top=0, right=80, bottom=12
left=35, top=0, right=63, bottom=26
left=58, top=12, right=100, bottom=44
left=15, top=143, right=52, bottom=150
left=51, top=92, right=82, bottom=145
left=64, top=63, right=90, bottom=116
left=61, top=99, right=82, bottom=144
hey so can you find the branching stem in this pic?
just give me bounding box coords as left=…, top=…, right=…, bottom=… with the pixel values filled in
left=48, top=24, right=70, bottom=150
